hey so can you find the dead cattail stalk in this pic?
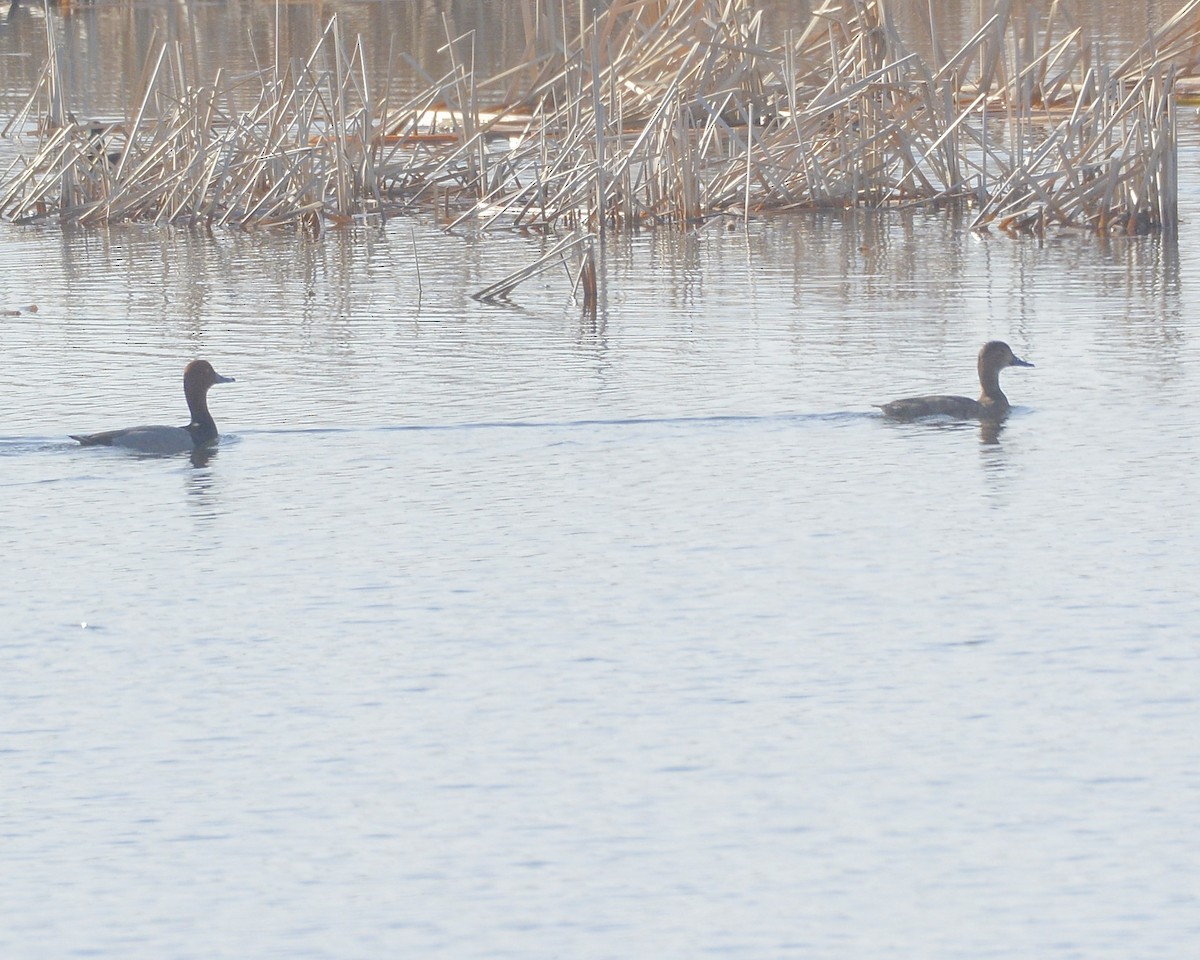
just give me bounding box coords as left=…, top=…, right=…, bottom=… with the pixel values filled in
left=473, top=232, right=591, bottom=302
left=1, top=0, right=1194, bottom=239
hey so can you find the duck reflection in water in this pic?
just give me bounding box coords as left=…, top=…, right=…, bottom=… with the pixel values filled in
left=979, top=418, right=1006, bottom=445
left=190, top=444, right=219, bottom=469
left=876, top=341, right=1034, bottom=432
left=186, top=447, right=223, bottom=524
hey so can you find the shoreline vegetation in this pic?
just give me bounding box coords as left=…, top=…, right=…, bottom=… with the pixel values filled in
left=1, top=0, right=1197, bottom=255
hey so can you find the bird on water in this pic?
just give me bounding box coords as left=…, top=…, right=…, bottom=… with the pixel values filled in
left=71, top=359, right=235, bottom=454
left=876, top=341, right=1033, bottom=421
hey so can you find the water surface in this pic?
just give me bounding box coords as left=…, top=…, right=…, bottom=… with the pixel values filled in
left=2, top=4, right=1200, bottom=959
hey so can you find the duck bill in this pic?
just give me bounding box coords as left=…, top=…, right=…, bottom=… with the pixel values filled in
left=214, top=373, right=236, bottom=383
left=1011, top=356, right=1034, bottom=368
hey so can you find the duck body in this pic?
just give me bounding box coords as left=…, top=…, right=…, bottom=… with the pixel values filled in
left=877, top=393, right=991, bottom=420
left=72, top=360, right=234, bottom=454
left=876, top=341, right=1032, bottom=422
left=72, top=422, right=217, bottom=454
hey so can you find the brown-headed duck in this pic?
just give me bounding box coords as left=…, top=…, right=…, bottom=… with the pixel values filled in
left=877, top=340, right=1033, bottom=421
left=72, top=359, right=234, bottom=454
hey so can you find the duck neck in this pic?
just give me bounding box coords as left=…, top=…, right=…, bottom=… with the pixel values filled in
left=187, top=389, right=217, bottom=443
left=977, top=360, right=1008, bottom=409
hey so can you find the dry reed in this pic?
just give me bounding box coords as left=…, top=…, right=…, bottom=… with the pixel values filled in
left=2, top=0, right=1197, bottom=238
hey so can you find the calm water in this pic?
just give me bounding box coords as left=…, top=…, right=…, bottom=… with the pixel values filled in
left=3, top=4, right=1200, bottom=959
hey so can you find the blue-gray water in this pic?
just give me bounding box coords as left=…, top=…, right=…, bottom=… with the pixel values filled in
left=3, top=5, right=1200, bottom=959
left=4, top=203, right=1198, bottom=960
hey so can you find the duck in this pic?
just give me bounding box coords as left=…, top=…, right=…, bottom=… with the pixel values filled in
left=876, top=340, right=1033, bottom=421
left=71, top=359, right=235, bottom=454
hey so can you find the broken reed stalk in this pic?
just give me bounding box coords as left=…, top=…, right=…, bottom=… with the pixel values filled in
left=1, top=0, right=1197, bottom=239
left=577, top=240, right=598, bottom=322
left=472, top=231, right=591, bottom=302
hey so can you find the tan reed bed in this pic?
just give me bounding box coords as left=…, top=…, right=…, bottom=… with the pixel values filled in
left=1, top=0, right=1198, bottom=245
left=0, top=15, right=399, bottom=228
left=441, top=0, right=1200, bottom=239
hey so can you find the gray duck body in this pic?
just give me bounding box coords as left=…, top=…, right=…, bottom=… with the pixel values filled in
left=71, top=359, right=235, bottom=453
